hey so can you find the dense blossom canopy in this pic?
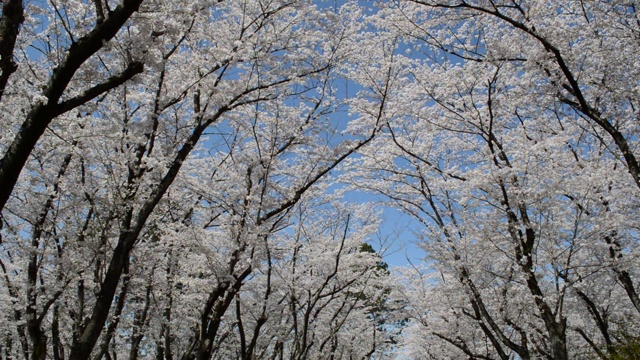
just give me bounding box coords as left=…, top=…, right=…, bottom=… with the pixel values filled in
left=0, top=1, right=638, bottom=359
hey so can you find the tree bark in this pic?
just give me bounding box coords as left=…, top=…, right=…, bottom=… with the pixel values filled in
left=0, top=0, right=24, bottom=102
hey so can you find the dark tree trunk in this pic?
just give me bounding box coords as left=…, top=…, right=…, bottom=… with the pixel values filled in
left=0, top=0, right=24, bottom=102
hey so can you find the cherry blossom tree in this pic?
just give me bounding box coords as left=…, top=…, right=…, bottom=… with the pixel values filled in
left=345, top=1, right=640, bottom=359
left=0, top=1, right=391, bottom=359
left=0, top=0, right=146, bottom=212
left=3, top=0, right=638, bottom=359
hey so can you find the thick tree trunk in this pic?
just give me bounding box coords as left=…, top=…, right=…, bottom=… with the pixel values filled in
left=0, top=0, right=24, bottom=102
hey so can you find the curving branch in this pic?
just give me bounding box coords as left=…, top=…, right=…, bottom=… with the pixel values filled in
left=0, top=0, right=145, bottom=214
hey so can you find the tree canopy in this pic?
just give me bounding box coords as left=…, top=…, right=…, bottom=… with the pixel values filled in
left=0, top=1, right=639, bottom=359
